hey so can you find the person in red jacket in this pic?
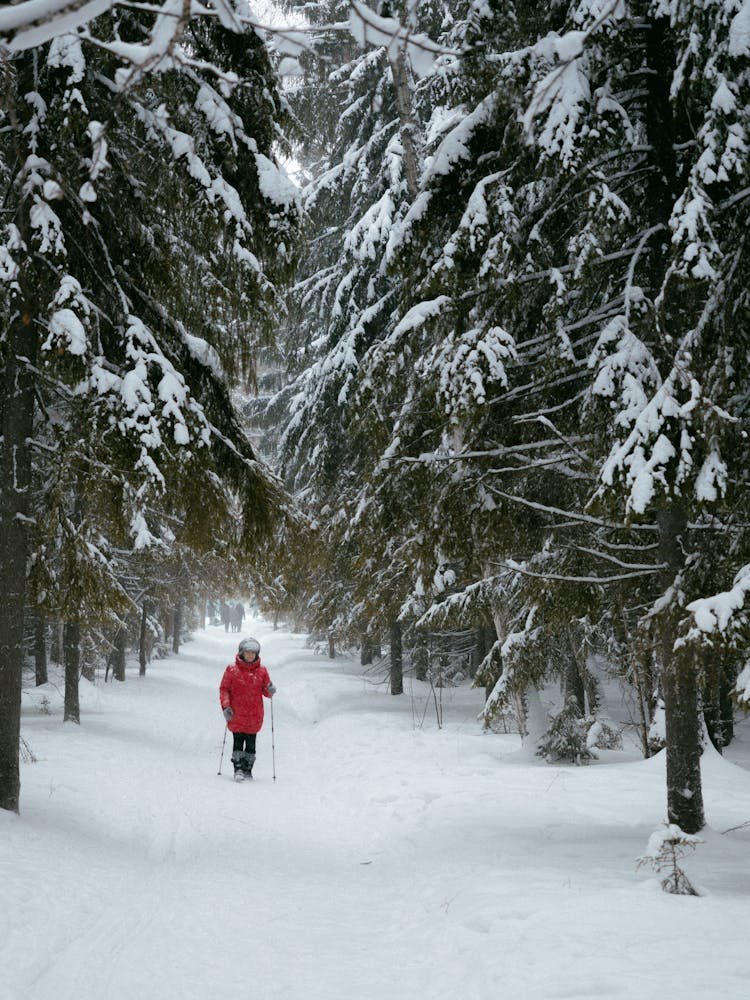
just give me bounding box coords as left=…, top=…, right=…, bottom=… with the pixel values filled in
left=219, top=637, right=276, bottom=781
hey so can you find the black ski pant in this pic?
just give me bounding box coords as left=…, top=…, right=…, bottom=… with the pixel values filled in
left=232, top=732, right=256, bottom=756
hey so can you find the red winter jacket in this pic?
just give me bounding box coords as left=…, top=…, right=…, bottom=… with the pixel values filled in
left=219, top=656, right=273, bottom=733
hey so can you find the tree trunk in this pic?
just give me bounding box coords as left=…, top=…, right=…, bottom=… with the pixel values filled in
left=471, top=624, right=495, bottom=678
left=611, top=593, right=655, bottom=757
left=139, top=602, right=149, bottom=677
left=564, top=630, right=586, bottom=715
left=63, top=621, right=81, bottom=725
left=388, top=48, right=420, bottom=199
left=113, top=628, right=127, bottom=682
left=389, top=620, right=403, bottom=695
left=658, top=507, right=705, bottom=833
left=361, top=634, right=374, bottom=666
left=328, top=629, right=335, bottom=659
left=662, top=648, right=704, bottom=832
left=172, top=600, right=182, bottom=655
left=720, top=657, right=736, bottom=748
left=80, top=632, right=96, bottom=683
left=50, top=621, right=63, bottom=664
left=34, top=615, right=48, bottom=687
left=702, top=648, right=723, bottom=753
left=0, top=275, right=37, bottom=812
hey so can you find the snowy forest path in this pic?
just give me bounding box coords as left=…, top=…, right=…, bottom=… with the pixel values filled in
left=6, top=620, right=750, bottom=1000
left=8, top=624, right=488, bottom=1000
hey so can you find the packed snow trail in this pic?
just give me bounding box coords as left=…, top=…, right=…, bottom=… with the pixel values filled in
left=4, top=620, right=750, bottom=1000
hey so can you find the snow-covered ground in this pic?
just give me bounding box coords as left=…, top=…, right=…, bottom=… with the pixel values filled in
left=4, top=619, right=750, bottom=1000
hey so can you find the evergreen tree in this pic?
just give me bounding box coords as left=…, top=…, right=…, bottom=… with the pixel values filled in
left=275, top=1, right=749, bottom=834
left=372, top=0, right=750, bottom=830
left=0, top=10, right=299, bottom=812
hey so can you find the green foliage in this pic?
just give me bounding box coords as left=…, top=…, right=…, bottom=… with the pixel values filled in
left=1, top=10, right=300, bottom=638
left=536, top=698, right=599, bottom=765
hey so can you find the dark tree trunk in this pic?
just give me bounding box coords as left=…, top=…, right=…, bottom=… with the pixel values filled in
left=80, top=633, right=96, bottom=683
left=361, top=634, right=373, bottom=666
left=50, top=621, right=63, bottom=664
left=327, top=629, right=335, bottom=659
left=139, top=602, right=149, bottom=677
left=641, top=13, right=704, bottom=833
left=0, top=266, right=37, bottom=812
left=63, top=621, right=81, bottom=725
left=662, top=649, right=704, bottom=833
left=720, top=657, right=736, bottom=748
left=113, top=628, right=127, bottom=682
left=471, top=624, right=495, bottom=677
left=658, top=507, right=704, bottom=833
left=702, top=648, right=723, bottom=753
left=390, top=620, right=403, bottom=696
left=34, top=615, right=48, bottom=687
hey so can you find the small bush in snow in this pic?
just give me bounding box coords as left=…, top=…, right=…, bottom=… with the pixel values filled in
left=536, top=698, right=598, bottom=765
left=586, top=719, right=622, bottom=752
left=637, top=825, right=702, bottom=896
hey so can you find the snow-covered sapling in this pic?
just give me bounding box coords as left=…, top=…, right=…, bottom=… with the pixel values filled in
left=536, top=697, right=598, bottom=765
left=637, top=824, right=702, bottom=896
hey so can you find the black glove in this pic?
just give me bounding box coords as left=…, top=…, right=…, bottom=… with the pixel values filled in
left=266, top=683, right=277, bottom=697
left=223, top=707, right=233, bottom=722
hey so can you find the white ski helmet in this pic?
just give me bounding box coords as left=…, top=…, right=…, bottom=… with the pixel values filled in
left=238, top=637, right=261, bottom=655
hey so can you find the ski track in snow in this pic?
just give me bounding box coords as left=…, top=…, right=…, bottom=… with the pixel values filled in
left=3, top=619, right=750, bottom=999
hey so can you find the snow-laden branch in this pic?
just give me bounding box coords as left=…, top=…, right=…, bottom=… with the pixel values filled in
left=348, top=0, right=453, bottom=79
left=0, top=0, right=248, bottom=51
left=521, top=0, right=627, bottom=150
left=685, top=564, right=750, bottom=638
left=0, top=0, right=113, bottom=51
left=485, top=487, right=659, bottom=532
left=563, top=544, right=660, bottom=572
left=1, top=0, right=453, bottom=83
left=491, top=559, right=663, bottom=586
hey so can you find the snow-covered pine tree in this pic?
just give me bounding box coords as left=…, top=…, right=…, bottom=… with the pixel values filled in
left=267, top=1, right=445, bottom=645
left=341, top=1, right=605, bottom=733
left=0, top=10, right=299, bottom=812
left=340, top=0, right=749, bottom=828
left=517, top=0, right=750, bottom=831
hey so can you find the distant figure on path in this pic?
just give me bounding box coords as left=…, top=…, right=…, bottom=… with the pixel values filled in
left=231, top=601, right=245, bottom=632
left=219, top=637, right=276, bottom=781
left=220, top=601, right=231, bottom=632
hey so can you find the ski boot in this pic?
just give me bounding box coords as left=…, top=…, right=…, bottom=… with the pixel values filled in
left=241, top=751, right=256, bottom=781
left=231, top=750, right=246, bottom=782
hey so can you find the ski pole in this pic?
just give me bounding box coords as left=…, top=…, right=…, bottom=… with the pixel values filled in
left=218, top=724, right=228, bottom=775
left=270, top=697, right=276, bottom=782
